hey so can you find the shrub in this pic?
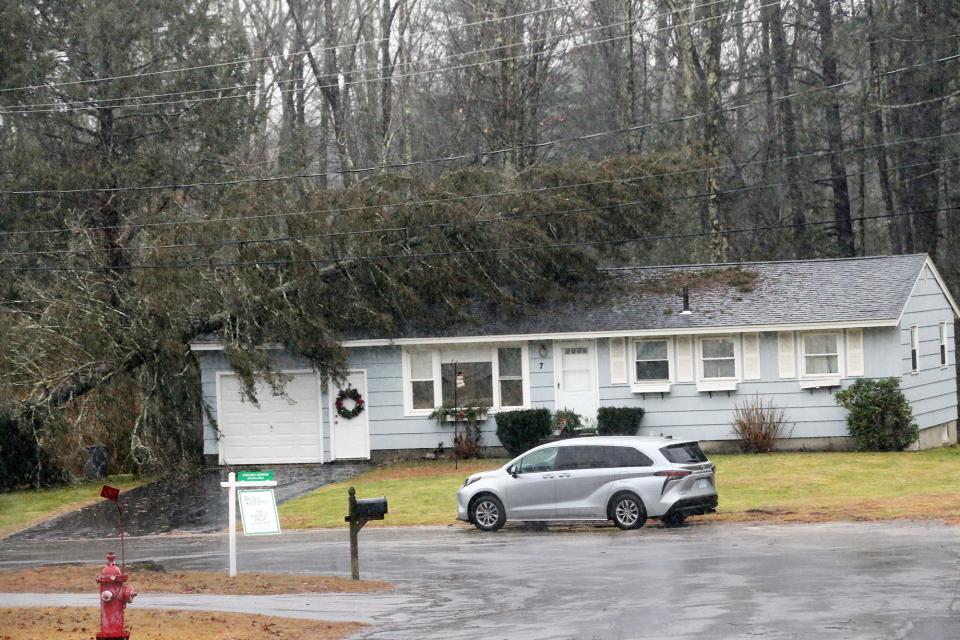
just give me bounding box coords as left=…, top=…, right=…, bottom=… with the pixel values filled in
left=495, top=409, right=552, bottom=456
left=731, top=395, right=793, bottom=453
left=551, top=409, right=583, bottom=436
left=0, top=412, right=66, bottom=490
left=597, top=407, right=645, bottom=436
left=836, top=378, right=918, bottom=451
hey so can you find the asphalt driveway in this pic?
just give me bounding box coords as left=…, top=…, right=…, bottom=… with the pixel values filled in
left=1, top=521, right=959, bottom=639
left=7, top=463, right=366, bottom=540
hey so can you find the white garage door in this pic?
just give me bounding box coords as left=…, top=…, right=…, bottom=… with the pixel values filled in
left=218, top=371, right=323, bottom=464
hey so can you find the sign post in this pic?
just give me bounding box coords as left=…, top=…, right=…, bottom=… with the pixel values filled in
left=220, top=471, right=279, bottom=577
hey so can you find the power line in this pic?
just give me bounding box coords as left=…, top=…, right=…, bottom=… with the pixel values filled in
left=0, top=205, right=955, bottom=273
left=7, top=44, right=960, bottom=195
left=0, top=1, right=582, bottom=94
left=2, top=152, right=956, bottom=260
left=1, top=0, right=748, bottom=116
left=1, top=127, right=957, bottom=242
left=3, top=44, right=958, bottom=196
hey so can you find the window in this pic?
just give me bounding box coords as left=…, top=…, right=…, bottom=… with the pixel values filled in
left=940, top=322, right=948, bottom=368
left=408, top=351, right=435, bottom=410
left=700, top=337, right=736, bottom=379
left=612, top=446, right=654, bottom=467
left=403, top=344, right=528, bottom=414
left=498, top=348, right=524, bottom=407
left=517, top=447, right=557, bottom=474
left=911, top=325, right=919, bottom=373
left=802, top=333, right=840, bottom=376
left=660, top=442, right=708, bottom=464
left=441, top=361, right=493, bottom=407
left=557, top=446, right=610, bottom=470
left=634, top=340, right=670, bottom=382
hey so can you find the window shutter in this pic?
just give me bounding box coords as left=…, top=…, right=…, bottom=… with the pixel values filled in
left=778, top=332, right=796, bottom=378
left=846, top=329, right=864, bottom=377
left=743, top=333, right=761, bottom=380
left=609, top=337, right=627, bottom=384
left=675, top=336, right=694, bottom=382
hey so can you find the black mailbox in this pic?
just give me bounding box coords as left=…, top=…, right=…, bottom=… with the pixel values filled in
left=354, top=497, right=388, bottom=521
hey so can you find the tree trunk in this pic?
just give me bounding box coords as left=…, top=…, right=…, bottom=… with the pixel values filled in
left=764, top=0, right=810, bottom=257
left=813, top=0, right=854, bottom=256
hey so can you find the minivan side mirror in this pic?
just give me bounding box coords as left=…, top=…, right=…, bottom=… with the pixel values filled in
left=508, top=466, right=518, bottom=478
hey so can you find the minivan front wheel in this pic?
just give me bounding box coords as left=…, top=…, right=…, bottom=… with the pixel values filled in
left=609, top=492, right=647, bottom=530
left=470, top=495, right=506, bottom=532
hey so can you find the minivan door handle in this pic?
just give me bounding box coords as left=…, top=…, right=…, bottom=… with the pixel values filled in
left=556, top=473, right=571, bottom=478
left=541, top=474, right=555, bottom=479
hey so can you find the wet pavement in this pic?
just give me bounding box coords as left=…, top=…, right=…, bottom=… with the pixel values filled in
left=1, top=521, right=959, bottom=639
left=7, top=463, right=366, bottom=540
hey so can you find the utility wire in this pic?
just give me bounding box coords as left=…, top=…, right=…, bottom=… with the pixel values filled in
left=0, top=1, right=583, bottom=94
left=2, top=46, right=958, bottom=196
left=0, top=0, right=752, bottom=115
left=0, top=205, right=955, bottom=273
left=1, top=127, right=957, bottom=241
left=2, top=152, right=956, bottom=259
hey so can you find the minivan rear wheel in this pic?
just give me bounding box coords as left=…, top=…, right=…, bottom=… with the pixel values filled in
left=470, top=495, right=506, bottom=532
left=609, top=492, right=646, bottom=530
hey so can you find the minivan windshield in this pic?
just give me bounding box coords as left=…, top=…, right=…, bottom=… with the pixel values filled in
left=660, top=442, right=708, bottom=463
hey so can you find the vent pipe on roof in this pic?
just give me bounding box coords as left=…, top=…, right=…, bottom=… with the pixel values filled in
left=680, top=287, right=692, bottom=315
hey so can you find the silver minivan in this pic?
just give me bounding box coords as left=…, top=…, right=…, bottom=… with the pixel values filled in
left=456, top=436, right=718, bottom=531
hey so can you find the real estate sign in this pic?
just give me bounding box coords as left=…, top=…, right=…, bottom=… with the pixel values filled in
left=237, top=488, right=281, bottom=536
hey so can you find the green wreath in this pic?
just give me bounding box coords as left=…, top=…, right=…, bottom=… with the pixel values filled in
left=335, top=387, right=365, bottom=420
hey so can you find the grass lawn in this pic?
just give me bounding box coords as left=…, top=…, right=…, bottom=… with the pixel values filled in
left=0, top=475, right=144, bottom=539
left=279, top=447, right=960, bottom=528
left=0, top=608, right=363, bottom=640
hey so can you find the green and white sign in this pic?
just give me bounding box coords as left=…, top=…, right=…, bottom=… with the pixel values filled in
left=237, top=488, right=281, bottom=536
left=237, top=470, right=275, bottom=482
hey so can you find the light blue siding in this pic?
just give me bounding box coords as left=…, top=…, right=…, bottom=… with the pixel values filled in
left=198, top=342, right=557, bottom=459
left=898, top=272, right=958, bottom=430
left=196, top=267, right=957, bottom=458
left=596, top=329, right=902, bottom=442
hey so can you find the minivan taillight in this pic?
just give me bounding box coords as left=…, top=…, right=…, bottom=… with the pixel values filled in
left=655, top=470, right=691, bottom=479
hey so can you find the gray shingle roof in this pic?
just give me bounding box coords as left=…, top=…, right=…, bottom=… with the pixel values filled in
left=369, top=254, right=929, bottom=340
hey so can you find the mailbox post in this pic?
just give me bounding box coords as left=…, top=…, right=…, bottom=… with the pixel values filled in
left=344, top=486, right=387, bottom=580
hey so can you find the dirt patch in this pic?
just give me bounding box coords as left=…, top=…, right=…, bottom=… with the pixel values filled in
left=0, top=607, right=364, bottom=640
left=0, top=565, right=391, bottom=595
left=638, top=267, right=760, bottom=294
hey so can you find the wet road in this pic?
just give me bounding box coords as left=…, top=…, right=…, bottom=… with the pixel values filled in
left=8, top=463, right=365, bottom=540
left=2, top=521, right=959, bottom=639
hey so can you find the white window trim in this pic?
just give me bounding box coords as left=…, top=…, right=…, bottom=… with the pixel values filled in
left=630, top=337, right=674, bottom=393
left=798, top=331, right=844, bottom=388
left=401, top=344, right=530, bottom=416
left=939, top=321, right=949, bottom=369
left=696, top=335, right=740, bottom=392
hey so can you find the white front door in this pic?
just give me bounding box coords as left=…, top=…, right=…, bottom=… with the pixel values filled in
left=554, top=340, right=599, bottom=426
left=330, top=370, right=371, bottom=460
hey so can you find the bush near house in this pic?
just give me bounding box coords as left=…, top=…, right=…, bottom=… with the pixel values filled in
left=495, top=408, right=552, bottom=456
left=836, top=378, right=919, bottom=452
left=0, top=412, right=66, bottom=490
left=597, top=407, right=645, bottom=436
left=731, top=395, right=793, bottom=453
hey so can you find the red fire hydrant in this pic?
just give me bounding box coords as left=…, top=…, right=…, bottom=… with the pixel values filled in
left=96, top=552, right=136, bottom=640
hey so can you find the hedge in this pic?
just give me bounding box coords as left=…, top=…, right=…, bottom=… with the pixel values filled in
left=597, top=407, right=645, bottom=436
left=495, top=409, right=552, bottom=457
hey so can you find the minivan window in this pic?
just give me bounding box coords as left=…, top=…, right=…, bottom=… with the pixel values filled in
left=612, top=446, right=654, bottom=467
left=557, top=446, right=610, bottom=470
left=660, top=442, right=708, bottom=463
left=517, top=447, right=558, bottom=473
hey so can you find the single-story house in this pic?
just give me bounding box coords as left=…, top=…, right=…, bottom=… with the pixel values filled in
left=191, top=254, right=958, bottom=465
